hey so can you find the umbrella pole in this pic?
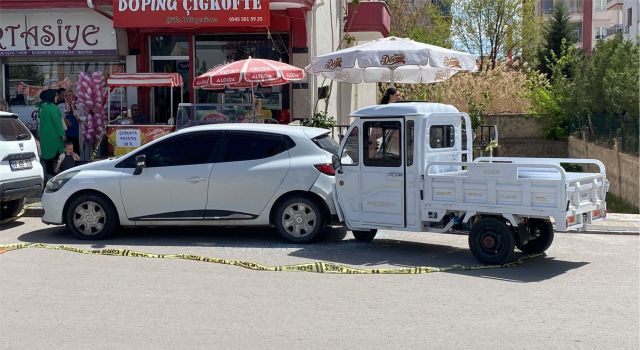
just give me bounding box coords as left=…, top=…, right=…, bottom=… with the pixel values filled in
left=390, top=67, right=396, bottom=88
left=252, top=82, right=256, bottom=120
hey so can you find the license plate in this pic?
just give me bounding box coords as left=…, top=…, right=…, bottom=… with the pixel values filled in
left=10, top=159, right=32, bottom=171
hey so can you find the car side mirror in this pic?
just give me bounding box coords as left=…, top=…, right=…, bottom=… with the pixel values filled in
left=133, top=154, right=146, bottom=175
left=332, top=154, right=342, bottom=174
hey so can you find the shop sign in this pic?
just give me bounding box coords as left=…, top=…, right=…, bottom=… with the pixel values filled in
left=0, top=10, right=117, bottom=57
left=107, top=125, right=175, bottom=156
left=113, top=0, right=270, bottom=28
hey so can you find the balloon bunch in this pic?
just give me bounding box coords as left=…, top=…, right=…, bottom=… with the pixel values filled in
left=75, top=71, right=107, bottom=145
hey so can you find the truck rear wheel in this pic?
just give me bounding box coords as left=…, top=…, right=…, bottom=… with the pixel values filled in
left=517, top=219, right=554, bottom=254
left=352, top=229, right=378, bottom=243
left=469, top=217, right=515, bottom=265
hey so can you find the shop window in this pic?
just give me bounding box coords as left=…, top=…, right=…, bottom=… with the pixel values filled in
left=194, top=34, right=290, bottom=114
left=430, top=125, right=455, bottom=148
left=150, top=36, right=189, bottom=57
left=341, top=127, right=359, bottom=166
left=363, top=121, right=402, bottom=167
left=221, top=131, right=291, bottom=162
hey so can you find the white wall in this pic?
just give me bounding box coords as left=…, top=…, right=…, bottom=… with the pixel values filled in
left=306, top=0, right=381, bottom=123
left=623, top=0, right=639, bottom=41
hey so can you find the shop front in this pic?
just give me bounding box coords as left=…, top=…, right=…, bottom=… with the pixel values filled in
left=0, top=6, right=123, bottom=144
left=113, top=0, right=312, bottom=124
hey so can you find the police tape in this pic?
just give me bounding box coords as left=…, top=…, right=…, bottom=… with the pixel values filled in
left=0, top=242, right=546, bottom=274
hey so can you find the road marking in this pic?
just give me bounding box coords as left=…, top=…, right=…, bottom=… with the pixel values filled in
left=0, top=242, right=545, bottom=274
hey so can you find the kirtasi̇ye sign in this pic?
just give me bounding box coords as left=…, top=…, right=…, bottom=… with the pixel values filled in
left=0, top=10, right=117, bottom=56
left=113, top=0, right=270, bottom=28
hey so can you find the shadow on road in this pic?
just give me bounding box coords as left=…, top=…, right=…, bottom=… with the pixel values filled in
left=16, top=225, right=347, bottom=249
left=15, top=225, right=588, bottom=282
left=0, top=220, right=25, bottom=231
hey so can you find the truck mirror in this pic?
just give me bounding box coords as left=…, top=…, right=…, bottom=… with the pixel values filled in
left=332, top=154, right=342, bottom=173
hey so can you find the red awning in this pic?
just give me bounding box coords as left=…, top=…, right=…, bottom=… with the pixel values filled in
left=107, top=73, right=184, bottom=88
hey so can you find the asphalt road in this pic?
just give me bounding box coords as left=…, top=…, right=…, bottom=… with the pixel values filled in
left=1, top=218, right=638, bottom=349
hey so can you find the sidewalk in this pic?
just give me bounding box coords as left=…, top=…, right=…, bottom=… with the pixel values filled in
left=22, top=195, right=639, bottom=234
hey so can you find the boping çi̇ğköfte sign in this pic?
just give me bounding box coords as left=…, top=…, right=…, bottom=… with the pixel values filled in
left=113, top=0, right=270, bottom=28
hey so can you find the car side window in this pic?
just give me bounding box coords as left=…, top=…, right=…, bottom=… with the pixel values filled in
left=341, top=126, right=359, bottom=166
left=363, top=121, right=402, bottom=167
left=429, top=125, right=455, bottom=148
left=116, top=132, right=220, bottom=168
left=221, top=132, right=290, bottom=162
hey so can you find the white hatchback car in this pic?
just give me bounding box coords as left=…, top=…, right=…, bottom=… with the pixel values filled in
left=0, top=112, right=44, bottom=221
left=42, top=124, right=339, bottom=242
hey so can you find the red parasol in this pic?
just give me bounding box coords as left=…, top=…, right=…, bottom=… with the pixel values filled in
left=193, top=57, right=305, bottom=90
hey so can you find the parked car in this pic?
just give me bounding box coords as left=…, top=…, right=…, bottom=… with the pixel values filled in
left=41, top=124, right=339, bottom=242
left=0, top=112, right=44, bottom=222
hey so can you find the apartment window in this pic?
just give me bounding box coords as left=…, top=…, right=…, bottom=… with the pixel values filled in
left=542, top=0, right=554, bottom=14
left=595, top=0, right=607, bottom=11
left=628, top=8, right=633, bottom=28
left=595, top=26, right=607, bottom=39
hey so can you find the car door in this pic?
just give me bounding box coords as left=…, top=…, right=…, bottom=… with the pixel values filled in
left=118, top=131, right=221, bottom=221
left=360, top=119, right=405, bottom=227
left=335, top=125, right=363, bottom=227
left=204, top=131, right=291, bottom=219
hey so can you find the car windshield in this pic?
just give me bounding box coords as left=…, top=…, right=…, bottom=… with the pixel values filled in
left=0, top=117, right=32, bottom=141
left=312, top=134, right=340, bottom=156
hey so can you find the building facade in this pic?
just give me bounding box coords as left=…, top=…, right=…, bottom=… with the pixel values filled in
left=605, top=0, right=639, bottom=42
left=537, top=0, right=619, bottom=51
left=0, top=0, right=391, bottom=128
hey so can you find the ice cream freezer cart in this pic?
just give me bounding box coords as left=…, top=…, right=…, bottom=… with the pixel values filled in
left=105, top=73, right=183, bottom=156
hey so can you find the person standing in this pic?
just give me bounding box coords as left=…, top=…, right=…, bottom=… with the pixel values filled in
left=38, top=89, right=65, bottom=178
left=380, top=87, right=402, bottom=104
left=63, top=90, right=80, bottom=153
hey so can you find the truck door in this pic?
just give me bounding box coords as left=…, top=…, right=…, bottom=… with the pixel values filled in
left=360, top=119, right=406, bottom=227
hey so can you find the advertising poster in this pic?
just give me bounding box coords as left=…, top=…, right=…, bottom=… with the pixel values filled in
left=107, top=125, right=174, bottom=156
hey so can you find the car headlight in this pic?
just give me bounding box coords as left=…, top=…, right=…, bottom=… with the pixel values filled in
left=45, top=171, right=79, bottom=193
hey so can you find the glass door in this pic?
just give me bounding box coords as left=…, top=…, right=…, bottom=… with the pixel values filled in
left=150, top=35, right=189, bottom=124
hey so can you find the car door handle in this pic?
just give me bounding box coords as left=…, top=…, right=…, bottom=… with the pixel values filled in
left=387, top=172, right=403, bottom=177
left=186, top=176, right=205, bottom=184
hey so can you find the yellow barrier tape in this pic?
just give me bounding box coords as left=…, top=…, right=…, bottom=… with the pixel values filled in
left=0, top=242, right=545, bottom=274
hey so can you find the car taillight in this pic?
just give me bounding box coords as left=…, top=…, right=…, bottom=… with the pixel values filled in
left=314, top=163, right=335, bottom=176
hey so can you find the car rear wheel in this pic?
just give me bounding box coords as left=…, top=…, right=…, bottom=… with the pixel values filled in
left=469, top=217, right=515, bottom=265
left=65, top=193, right=118, bottom=240
left=275, top=197, right=325, bottom=243
left=516, top=219, right=554, bottom=254
left=352, top=229, right=378, bottom=243
left=0, top=198, right=25, bottom=222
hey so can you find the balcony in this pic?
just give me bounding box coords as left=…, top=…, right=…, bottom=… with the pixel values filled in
left=607, top=0, right=623, bottom=9
left=607, top=24, right=624, bottom=36
left=345, top=1, right=391, bottom=41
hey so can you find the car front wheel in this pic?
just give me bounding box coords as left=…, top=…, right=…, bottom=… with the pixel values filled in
left=274, top=197, right=325, bottom=243
left=65, top=193, right=118, bottom=240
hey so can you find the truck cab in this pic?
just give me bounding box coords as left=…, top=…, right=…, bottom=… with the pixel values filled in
left=332, top=103, right=608, bottom=264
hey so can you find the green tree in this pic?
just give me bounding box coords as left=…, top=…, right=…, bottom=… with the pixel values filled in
left=452, top=0, right=537, bottom=70
left=386, top=0, right=452, bottom=47
left=537, top=3, right=576, bottom=79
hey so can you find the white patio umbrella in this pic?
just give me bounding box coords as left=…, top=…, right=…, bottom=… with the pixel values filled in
left=306, top=37, right=478, bottom=86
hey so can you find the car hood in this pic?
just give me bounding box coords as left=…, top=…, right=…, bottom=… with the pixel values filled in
left=59, top=157, right=119, bottom=174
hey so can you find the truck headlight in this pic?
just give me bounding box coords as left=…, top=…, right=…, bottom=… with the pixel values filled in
left=45, top=171, right=79, bottom=193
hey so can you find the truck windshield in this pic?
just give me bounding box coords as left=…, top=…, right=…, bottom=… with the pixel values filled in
left=312, top=134, right=340, bottom=156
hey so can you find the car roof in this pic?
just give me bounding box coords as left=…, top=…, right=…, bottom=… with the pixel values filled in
left=173, top=123, right=330, bottom=139
left=351, top=102, right=460, bottom=117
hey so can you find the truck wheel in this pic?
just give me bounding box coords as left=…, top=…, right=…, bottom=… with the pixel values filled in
left=352, top=229, right=378, bottom=243
left=469, top=217, right=515, bottom=265
left=65, top=193, right=118, bottom=240
left=275, top=197, right=325, bottom=243
left=517, top=219, right=554, bottom=254
left=1, top=198, right=25, bottom=221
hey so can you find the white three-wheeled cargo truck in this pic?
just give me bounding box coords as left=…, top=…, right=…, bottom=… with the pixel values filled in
left=331, top=103, right=609, bottom=264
